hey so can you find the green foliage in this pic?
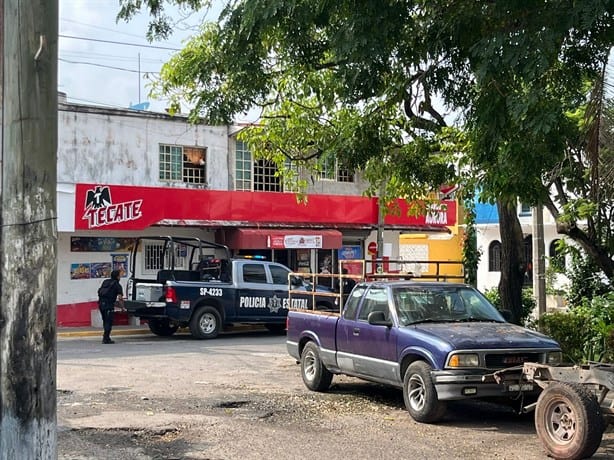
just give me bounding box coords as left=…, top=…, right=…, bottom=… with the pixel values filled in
left=565, top=252, right=611, bottom=307
left=482, top=287, right=535, bottom=326
left=537, top=292, right=614, bottom=364
left=118, top=0, right=614, bottom=286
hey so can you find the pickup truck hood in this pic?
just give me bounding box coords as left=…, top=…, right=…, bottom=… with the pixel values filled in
left=411, top=322, right=559, bottom=349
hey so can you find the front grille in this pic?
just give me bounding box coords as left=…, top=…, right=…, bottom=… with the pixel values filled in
left=485, top=353, right=541, bottom=369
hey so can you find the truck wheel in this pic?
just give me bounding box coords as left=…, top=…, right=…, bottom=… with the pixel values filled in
left=301, top=342, right=333, bottom=392
left=189, top=306, right=222, bottom=339
left=403, top=361, right=446, bottom=423
left=535, top=382, right=604, bottom=460
left=147, top=318, right=179, bottom=336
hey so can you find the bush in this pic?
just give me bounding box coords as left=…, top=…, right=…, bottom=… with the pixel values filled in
left=483, top=287, right=535, bottom=326
left=536, top=292, right=614, bottom=364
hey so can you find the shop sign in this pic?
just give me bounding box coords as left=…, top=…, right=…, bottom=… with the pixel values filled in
left=268, top=235, right=323, bottom=249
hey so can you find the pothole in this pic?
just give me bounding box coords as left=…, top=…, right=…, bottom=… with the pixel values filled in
left=215, top=400, right=250, bottom=409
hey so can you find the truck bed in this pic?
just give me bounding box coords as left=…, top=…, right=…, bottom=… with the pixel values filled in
left=286, top=309, right=340, bottom=361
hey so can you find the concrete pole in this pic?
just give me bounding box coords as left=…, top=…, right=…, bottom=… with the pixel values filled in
left=532, top=204, right=547, bottom=318
left=0, top=1, right=58, bottom=458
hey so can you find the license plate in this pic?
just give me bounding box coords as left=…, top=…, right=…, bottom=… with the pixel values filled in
left=507, top=383, right=534, bottom=392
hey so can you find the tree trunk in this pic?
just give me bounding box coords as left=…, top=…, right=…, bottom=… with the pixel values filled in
left=0, top=1, right=58, bottom=458
left=497, top=200, right=526, bottom=324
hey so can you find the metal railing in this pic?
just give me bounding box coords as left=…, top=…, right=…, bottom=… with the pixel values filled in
left=288, top=258, right=464, bottom=312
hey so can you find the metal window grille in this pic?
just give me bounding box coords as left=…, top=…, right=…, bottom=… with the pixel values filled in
left=488, top=241, right=502, bottom=272
left=159, top=144, right=206, bottom=184
left=254, top=159, right=282, bottom=191
left=143, top=242, right=188, bottom=273
left=235, top=140, right=252, bottom=191
left=144, top=242, right=165, bottom=272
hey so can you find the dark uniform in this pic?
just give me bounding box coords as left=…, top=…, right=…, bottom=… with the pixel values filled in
left=98, top=270, right=123, bottom=344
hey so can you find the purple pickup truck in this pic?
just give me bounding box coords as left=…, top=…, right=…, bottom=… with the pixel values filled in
left=286, top=280, right=562, bottom=423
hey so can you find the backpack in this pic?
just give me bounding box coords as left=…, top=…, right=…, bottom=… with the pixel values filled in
left=98, top=280, right=115, bottom=300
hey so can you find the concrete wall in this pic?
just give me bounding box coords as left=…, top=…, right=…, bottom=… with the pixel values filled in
left=58, top=104, right=229, bottom=190
left=475, top=208, right=570, bottom=293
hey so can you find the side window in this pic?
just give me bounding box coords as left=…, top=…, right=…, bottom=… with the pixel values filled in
left=242, top=264, right=267, bottom=283
left=343, top=286, right=365, bottom=320
left=269, top=265, right=290, bottom=285
left=357, top=287, right=388, bottom=321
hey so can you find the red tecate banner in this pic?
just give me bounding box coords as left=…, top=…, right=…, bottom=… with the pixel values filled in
left=74, top=183, right=456, bottom=231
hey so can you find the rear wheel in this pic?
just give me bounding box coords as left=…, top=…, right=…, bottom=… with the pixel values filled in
left=403, top=361, right=446, bottom=423
left=535, top=382, right=604, bottom=460
left=189, top=306, right=222, bottom=339
left=147, top=318, right=179, bottom=336
left=300, top=342, right=333, bottom=391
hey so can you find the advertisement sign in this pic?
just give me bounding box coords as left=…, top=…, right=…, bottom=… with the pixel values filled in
left=338, top=245, right=363, bottom=275
left=268, top=234, right=323, bottom=249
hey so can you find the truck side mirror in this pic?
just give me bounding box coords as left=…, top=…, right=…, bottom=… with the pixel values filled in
left=368, top=311, right=393, bottom=327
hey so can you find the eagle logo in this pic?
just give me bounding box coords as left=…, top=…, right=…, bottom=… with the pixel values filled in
left=85, top=186, right=112, bottom=209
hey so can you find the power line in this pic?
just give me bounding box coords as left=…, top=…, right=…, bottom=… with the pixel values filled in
left=59, top=57, right=160, bottom=74
left=59, top=34, right=181, bottom=51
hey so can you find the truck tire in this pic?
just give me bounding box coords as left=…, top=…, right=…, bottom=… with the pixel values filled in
left=147, top=318, right=179, bottom=337
left=301, top=342, right=333, bottom=392
left=535, top=382, right=604, bottom=460
left=403, top=361, right=446, bottom=423
left=189, top=306, right=222, bottom=339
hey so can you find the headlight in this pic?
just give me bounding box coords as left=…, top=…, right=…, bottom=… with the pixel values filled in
left=448, top=353, right=479, bottom=367
left=547, top=351, right=562, bottom=365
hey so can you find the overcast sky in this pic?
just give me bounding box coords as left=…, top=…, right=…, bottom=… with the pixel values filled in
left=59, top=0, right=221, bottom=113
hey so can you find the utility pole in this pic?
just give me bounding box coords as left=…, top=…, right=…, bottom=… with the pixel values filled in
left=532, top=204, right=546, bottom=318
left=0, top=1, right=58, bottom=458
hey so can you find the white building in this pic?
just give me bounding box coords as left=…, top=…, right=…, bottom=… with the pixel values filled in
left=56, top=99, right=455, bottom=326
left=474, top=200, right=570, bottom=303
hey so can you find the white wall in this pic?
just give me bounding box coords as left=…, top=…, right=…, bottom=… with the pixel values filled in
left=58, top=227, right=216, bottom=306
left=58, top=104, right=229, bottom=190
left=476, top=218, right=571, bottom=293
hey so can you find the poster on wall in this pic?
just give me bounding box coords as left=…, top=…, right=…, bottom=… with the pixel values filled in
left=111, top=254, right=129, bottom=278
left=338, top=245, right=363, bottom=275
left=90, top=262, right=112, bottom=279
left=71, top=237, right=135, bottom=252
left=70, top=263, right=92, bottom=280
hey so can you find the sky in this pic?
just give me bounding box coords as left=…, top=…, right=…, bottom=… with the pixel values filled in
left=58, top=0, right=221, bottom=114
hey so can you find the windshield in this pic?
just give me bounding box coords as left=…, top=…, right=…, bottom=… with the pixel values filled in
left=392, top=286, right=505, bottom=326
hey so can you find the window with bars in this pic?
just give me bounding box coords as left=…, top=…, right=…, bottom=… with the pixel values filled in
left=143, top=242, right=188, bottom=273
left=235, top=140, right=252, bottom=191
left=254, top=159, right=282, bottom=191
left=318, top=154, right=354, bottom=182
left=159, top=144, right=206, bottom=185
left=488, top=241, right=502, bottom=272
left=235, top=140, right=289, bottom=192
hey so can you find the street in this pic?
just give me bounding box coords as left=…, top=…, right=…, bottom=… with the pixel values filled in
left=58, top=330, right=614, bottom=459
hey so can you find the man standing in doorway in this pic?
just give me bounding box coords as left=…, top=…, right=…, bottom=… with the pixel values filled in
left=97, top=269, right=124, bottom=344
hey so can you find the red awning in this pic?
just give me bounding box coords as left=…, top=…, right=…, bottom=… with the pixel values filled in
left=223, top=228, right=343, bottom=249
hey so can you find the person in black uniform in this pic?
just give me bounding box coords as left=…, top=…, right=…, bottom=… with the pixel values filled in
left=97, top=270, right=124, bottom=344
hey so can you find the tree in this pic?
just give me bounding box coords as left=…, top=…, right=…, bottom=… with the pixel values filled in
left=118, top=0, right=614, bottom=322
left=0, top=0, right=58, bottom=457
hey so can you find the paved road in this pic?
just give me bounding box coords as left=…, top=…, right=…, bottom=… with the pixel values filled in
left=57, top=330, right=614, bottom=459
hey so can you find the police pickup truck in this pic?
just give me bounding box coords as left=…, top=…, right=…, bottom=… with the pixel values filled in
left=124, top=236, right=334, bottom=339
left=287, top=279, right=562, bottom=423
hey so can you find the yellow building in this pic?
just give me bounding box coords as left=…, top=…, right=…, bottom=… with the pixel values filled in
left=399, top=199, right=464, bottom=282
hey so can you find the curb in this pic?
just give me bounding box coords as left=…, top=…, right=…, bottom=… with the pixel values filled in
left=57, top=328, right=151, bottom=338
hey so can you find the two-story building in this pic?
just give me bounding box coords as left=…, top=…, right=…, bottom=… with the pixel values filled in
left=57, top=97, right=456, bottom=326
